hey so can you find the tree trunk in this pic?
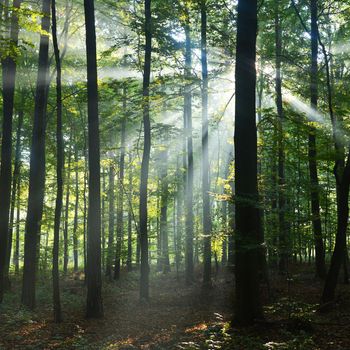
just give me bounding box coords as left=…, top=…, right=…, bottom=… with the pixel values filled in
left=309, top=0, right=326, bottom=279
left=200, top=0, right=212, bottom=289
left=5, top=100, right=23, bottom=285
left=51, top=0, right=62, bottom=322
left=139, top=0, right=152, bottom=301
left=106, top=163, right=115, bottom=280
left=73, top=142, right=79, bottom=272
left=21, top=0, right=50, bottom=309
left=274, top=2, right=287, bottom=273
left=101, top=170, right=106, bottom=272
left=63, top=133, right=72, bottom=274
left=14, top=172, right=21, bottom=274
left=127, top=153, right=133, bottom=271
left=84, top=0, right=103, bottom=318
left=114, top=86, right=127, bottom=281
left=233, top=0, right=263, bottom=324
left=184, top=11, right=194, bottom=284
left=0, top=0, right=21, bottom=302
left=160, top=147, right=170, bottom=273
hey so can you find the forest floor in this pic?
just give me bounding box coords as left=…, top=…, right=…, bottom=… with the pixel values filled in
left=0, top=264, right=350, bottom=349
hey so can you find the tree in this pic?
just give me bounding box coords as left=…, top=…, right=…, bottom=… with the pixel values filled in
left=233, top=0, right=263, bottom=325
left=308, top=0, right=326, bottom=279
left=201, top=0, right=212, bottom=289
left=0, top=0, right=21, bottom=302
left=184, top=4, right=194, bottom=284
left=21, top=0, right=51, bottom=309
left=139, top=0, right=152, bottom=301
left=84, top=0, right=103, bottom=318
left=51, top=0, right=62, bottom=323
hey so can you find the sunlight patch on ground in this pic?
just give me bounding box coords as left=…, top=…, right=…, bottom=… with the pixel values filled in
left=185, top=322, right=208, bottom=333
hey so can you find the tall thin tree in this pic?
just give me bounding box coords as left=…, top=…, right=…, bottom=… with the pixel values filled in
left=51, top=0, right=62, bottom=323
left=84, top=0, right=103, bottom=318
left=0, top=0, right=21, bottom=302
left=21, top=0, right=51, bottom=309
left=233, top=0, right=263, bottom=325
left=200, top=0, right=212, bottom=288
left=139, top=0, right=152, bottom=301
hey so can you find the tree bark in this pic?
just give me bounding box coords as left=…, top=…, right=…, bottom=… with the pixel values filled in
left=274, top=1, right=288, bottom=273
left=114, top=85, right=127, bottom=280
left=73, top=142, right=79, bottom=272
left=309, top=0, right=326, bottom=279
left=200, top=0, right=212, bottom=289
left=84, top=0, right=103, bottom=318
left=127, top=153, right=133, bottom=271
left=21, top=0, right=51, bottom=309
left=139, top=0, right=152, bottom=301
left=184, top=9, right=194, bottom=284
left=233, top=0, right=263, bottom=325
left=51, top=0, right=63, bottom=322
left=63, top=132, right=72, bottom=274
left=5, top=99, right=23, bottom=285
left=0, top=0, right=21, bottom=302
left=106, top=163, right=115, bottom=280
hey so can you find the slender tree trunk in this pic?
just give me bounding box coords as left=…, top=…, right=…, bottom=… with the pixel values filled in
left=106, top=163, right=115, bottom=280
left=51, top=0, right=62, bottom=322
left=84, top=0, right=103, bottom=318
left=73, top=143, right=79, bottom=272
left=139, top=0, right=152, bottom=301
left=0, top=0, right=21, bottom=302
left=233, top=0, right=263, bottom=324
left=114, top=86, right=127, bottom=280
left=21, top=0, right=51, bottom=309
left=176, top=158, right=183, bottom=274
left=200, top=0, right=212, bottom=289
left=63, top=133, right=72, bottom=274
left=5, top=102, right=23, bottom=285
left=160, top=147, right=170, bottom=273
left=14, top=173, right=20, bottom=274
left=309, top=0, right=326, bottom=279
left=274, top=2, right=287, bottom=273
left=83, top=125, right=88, bottom=277
left=127, top=153, right=133, bottom=271
left=184, top=12, right=194, bottom=284
left=101, top=170, right=106, bottom=272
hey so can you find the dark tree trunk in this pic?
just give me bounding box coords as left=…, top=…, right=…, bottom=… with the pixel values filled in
left=21, top=0, right=51, bottom=309
left=322, top=163, right=350, bottom=302
left=0, top=0, right=21, bottom=302
left=84, top=0, right=103, bottom=318
left=83, top=126, right=88, bottom=278
left=63, top=134, right=72, bottom=274
left=106, top=163, right=115, bottom=280
left=274, top=2, right=288, bottom=273
left=83, top=123, right=88, bottom=278
left=160, top=147, right=170, bottom=273
left=73, top=143, right=79, bottom=272
left=114, top=86, right=127, bottom=281
left=127, top=153, right=133, bottom=271
left=5, top=101, right=23, bottom=285
left=309, top=0, right=326, bottom=279
left=176, top=158, right=183, bottom=274
left=51, top=0, right=62, bottom=322
left=139, top=0, right=152, bottom=301
left=200, top=0, right=212, bottom=289
left=14, top=170, right=21, bottom=274
left=184, top=11, right=194, bottom=284
left=101, top=170, right=106, bottom=272
left=233, top=0, right=263, bottom=325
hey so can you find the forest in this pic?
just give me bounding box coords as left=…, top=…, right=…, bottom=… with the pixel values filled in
left=0, top=0, right=350, bottom=348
